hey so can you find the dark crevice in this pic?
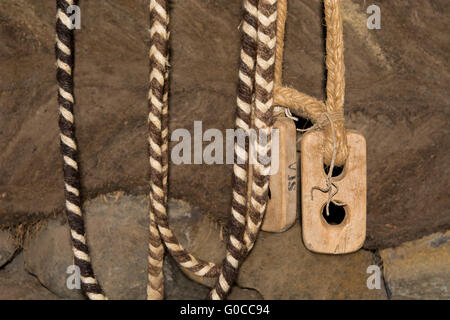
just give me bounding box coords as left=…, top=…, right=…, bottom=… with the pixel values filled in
left=233, top=284, right=265, bottom=300
left=0, top=247, right=21, bottom=271
left=294, top=116, right=314, bottom=131
left=25, top=268, right=69, bottom=300
left=363, top=247, right=392, bottom=300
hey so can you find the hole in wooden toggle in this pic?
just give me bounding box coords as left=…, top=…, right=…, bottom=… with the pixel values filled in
left=323, top=164, right=344, bottom=177
left=294, top=116, right=314, bottom=131
left=268, top=187, right=271, bottom=200
left=322, top=202, right=346, bottom=226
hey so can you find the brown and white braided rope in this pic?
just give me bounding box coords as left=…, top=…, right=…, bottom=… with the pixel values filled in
left=243, top=0, right=277, bottom=255
left=58, top=0, right=276, bottom=300
left=208, top=0, right=262, bottom=300
left=147, top=0, right=268, bottom=299
left=147, top=0, right=169, bottom=300
left=147, top=0, right=278, bottom=300
left=56, top=0, right=107, bottom=300
left=210, top=0, right=277, bottom=300
left=147, top=0, right=222, bottom=284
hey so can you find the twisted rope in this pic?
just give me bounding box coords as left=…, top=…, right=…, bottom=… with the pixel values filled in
left=242, top=0, right=277, bottom=254
left=56, top=0, right=107, bottom=300
left=147, top=0, right=169, bottom=300
left=209, top=0, right=264, bottom=300
left=147, top=0, right=277, bottom=300
left=274, top=0, right=287, bottom=89
left=273, top=0, right=348, bottom=167
left=148, top=0, right=220, bottom=282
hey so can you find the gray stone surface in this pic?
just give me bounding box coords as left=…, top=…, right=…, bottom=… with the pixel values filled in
left=237, top=223, right=388, bottom=300
left=0, top=229, right=16, bottom=267
left=164, top=255, right=209, bottom=300
left=380, top=231, right=450, bottom=300
left=163, top=199, right=388, bottom=300
left=20, top=192, right=450, bottom=300
left=0, top=253, right=60, bottom=300
left=24, top=216, right=88, bottom=299
left=22, top=193, right=256, bottom=299
left=228, top=287, right=263, bottom=300
left=23, top=193, right=207, bottom=299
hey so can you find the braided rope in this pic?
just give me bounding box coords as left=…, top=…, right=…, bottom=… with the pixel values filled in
left=58, top=0, right=276, bottom=301
left=209, top=0, right=277, bottom=300
left=322, top=0, right=347, bottom=166
left=56, top=0, right=107, bottom=300
left=147, top=0, right=264, bottom=292
left=147, top=0, right=222, bottom=293
left=274, top=0, right=287, bottom=88
left=147, top=0, right=278, bottom=300
left=243, top=0, right=277, bottom=254
left=208, top=0, right=263, bottom=300
left=147, top=0, right=169, bottom=300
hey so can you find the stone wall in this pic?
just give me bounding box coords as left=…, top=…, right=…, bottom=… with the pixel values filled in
left=0, top=0, right=449, bottom=268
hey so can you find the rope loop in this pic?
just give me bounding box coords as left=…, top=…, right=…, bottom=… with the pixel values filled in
left=273, top=0, right=348, bottom=167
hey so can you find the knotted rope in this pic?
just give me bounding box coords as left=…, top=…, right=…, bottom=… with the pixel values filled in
left=274, top=0, right=348, bottom=168
left=273, top=0, right=348, bottom=213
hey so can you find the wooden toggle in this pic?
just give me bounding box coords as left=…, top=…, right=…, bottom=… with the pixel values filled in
left=262, top=117, right=298, bottom=233
left=301, top=130, right=366, bottom=254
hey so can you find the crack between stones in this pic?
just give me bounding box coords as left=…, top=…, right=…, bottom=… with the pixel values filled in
left=362, top=247, right=392, bottom=300
left=234, top=283, right=265, bottom=300
left=0, top=247, right=21, bottom=270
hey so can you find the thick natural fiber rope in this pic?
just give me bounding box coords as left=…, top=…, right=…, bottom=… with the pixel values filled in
left=273, top=0, right=348, bottom=166
left=56, top=0, right=107, bottom=300
left=274, top=0, right=287, bottom=88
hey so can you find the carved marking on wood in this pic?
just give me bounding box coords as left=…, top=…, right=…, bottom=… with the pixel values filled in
left=262, top=117, right=298, bottom=233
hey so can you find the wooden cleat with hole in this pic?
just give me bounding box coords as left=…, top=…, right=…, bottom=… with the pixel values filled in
left=301, top=130, right=366, bottom=254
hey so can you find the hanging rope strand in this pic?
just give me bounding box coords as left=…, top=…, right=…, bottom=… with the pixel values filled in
left=274, top=0, right=287, bottom=88
left=323, top=0, right=347, bottom=166
left=147, top=0, right=268, bottom=297
left=147, top=0, right=221, bottom=286
left=242, top=0, right=277, bottom=254
left=208, top=0, right=262, bottom=300
left=59, top=0, right=277, bottom=301
left=147, top=0, right=169, bottom=300
left=55, top=0, right=107, bottom=300
left=147, top=0, right=276, bottom=300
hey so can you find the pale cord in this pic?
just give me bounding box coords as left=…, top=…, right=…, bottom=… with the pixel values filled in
left=310, top=112, right=346, bottom=216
